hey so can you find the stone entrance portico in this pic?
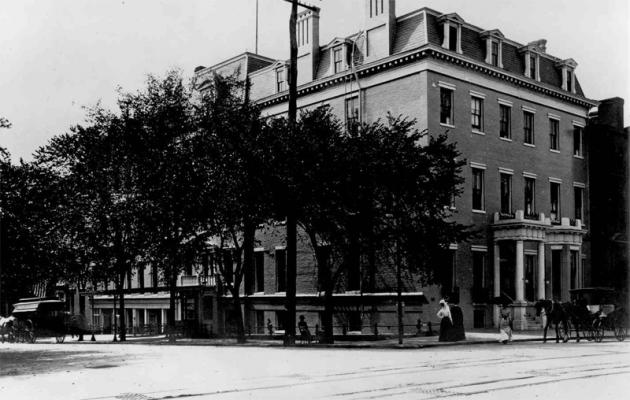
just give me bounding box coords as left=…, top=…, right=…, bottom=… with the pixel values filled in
left=491, top=210, right=585, bottom=330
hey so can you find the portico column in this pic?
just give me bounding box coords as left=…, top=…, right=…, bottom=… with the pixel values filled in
left=537, top=241, right=545, bottom=300
left=493, top=242, right=501, bottom=326
left=493, top=242, right=501, bottom=297
left=144, top=308, right=149, bottom=327
left=515, top=240, right=525, bottom=302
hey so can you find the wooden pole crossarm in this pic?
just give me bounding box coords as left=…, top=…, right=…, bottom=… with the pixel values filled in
left=281, top=0, right=320, bottom=12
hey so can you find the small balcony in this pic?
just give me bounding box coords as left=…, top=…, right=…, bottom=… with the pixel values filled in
left=492, top=210, right=585, bottom=244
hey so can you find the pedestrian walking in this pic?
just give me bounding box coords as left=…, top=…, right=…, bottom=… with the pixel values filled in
left=437, top=299, right=453, bottom=342
left=499, top=304, right=513, bottom=344
left=298, top=315, right=311, bottom=343
left=267, top=318, right=273, bottom=336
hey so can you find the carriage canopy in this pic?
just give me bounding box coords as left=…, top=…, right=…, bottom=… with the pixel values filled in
left=569, top=287, right=618, bottom=314
left=12, top=298, right=66, bottom=315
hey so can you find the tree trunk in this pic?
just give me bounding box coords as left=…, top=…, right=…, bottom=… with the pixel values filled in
left=285, top=210, right=297, bottom=345
left=322, top=288, right=334, bottom=344
left=240, top=220, right=255, bottom=343
left=243, top=221, right=255, bottom=297
left=232, top=291, right=246, bottom=343
left=168, top=268, right=177, bottom=343
left=117, top=267, right=126, bottom=342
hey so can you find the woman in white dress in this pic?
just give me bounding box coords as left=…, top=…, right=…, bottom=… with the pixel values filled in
left=437, top=299, right=453, bottom=342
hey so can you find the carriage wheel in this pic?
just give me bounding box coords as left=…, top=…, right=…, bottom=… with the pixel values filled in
left=23, top=320, right=35, bottom=344
left=586, top=325, right=595, bottom=341
left=594, top=322, right=604, bottom=342
left=614, top=325, right=627, bottom=342
left=55, top=333, right=66, bottom=344
left=27, top=330, right=36, bottom=344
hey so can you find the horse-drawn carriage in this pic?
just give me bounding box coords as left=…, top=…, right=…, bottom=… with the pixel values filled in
left=534, top=288, right=627, bottom=343
left=569, top=287, right=627, bottom=342
left=0, top=297, right=87, bottom=344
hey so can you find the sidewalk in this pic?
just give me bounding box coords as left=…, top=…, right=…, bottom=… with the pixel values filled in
left=67, top=329, right=546, bottom=349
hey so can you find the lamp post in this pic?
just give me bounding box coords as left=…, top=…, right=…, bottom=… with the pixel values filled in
left=88, top=285, right=96, bottom=341
left=112, top=293, right=118, bottom=342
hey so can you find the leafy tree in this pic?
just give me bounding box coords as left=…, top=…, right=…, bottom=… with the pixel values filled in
left=0, top=145, right=89, bottom=314
left=35, top=108, right=147, bottom=341
left=0, top=117, right=11, bottom=129
left=119, top=70, right=205, bottom=341
left=266, top=109, right=468, bottom=343
left=194, top=74, right=270, bottom=343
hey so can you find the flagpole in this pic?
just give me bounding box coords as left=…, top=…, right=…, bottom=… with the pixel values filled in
left=255, top=0, right=259, bottom=53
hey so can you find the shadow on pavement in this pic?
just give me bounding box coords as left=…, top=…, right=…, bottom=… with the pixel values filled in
left=0, top=348, right=119, bottom=377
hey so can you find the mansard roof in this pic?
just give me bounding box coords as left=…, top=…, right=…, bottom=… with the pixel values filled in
left=197, top=7, right=593, bottom=104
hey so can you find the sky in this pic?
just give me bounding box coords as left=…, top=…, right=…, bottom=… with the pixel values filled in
left=1, top=0, right=628, bottom=163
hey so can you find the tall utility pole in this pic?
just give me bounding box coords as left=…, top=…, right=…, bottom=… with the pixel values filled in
left=282, top=0, right=319, bottom=346
left=396, top=233, right=403, bottom=345
left=284, top=0, right=298, bottom=346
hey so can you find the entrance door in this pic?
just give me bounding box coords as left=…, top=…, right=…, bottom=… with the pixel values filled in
left=499, top=242, right=516, bottom=301
left=551, top=250, right=562, bottom=300
left=101, top=309, right=113, bottom=334
left=525, top=255, right=536, bottom=301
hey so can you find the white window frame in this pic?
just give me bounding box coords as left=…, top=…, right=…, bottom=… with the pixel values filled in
left=470, top=95, right=485, bottom=134
left=471, top=165, right=486, bottom=213
left=573, top=123, right=584, bottom=158
left=439, top=86, right=455, bottom=127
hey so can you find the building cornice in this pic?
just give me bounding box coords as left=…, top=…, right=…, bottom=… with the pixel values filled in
left=255, top=44, right=597, bottom=109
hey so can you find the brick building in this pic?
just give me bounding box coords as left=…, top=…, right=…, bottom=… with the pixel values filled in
left=587, top=98, right=629, bottom=300
left=193, top=0, right=606, bottom=332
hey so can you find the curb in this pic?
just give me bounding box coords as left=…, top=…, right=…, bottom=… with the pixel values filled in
left=64, top=335, right=548, bottom=349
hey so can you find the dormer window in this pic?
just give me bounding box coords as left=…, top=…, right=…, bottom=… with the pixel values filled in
left=556, top=58, right=578, bottom=93
left=521, top=51, right=540, bottom=81
left=448, top=25, right=458, bottom=51
left=521, top=40, right=546, bottom=82
left=491, top=42, right=499, bottom=66
left=333, top=47, right=344, bottom=73
left=276, top=68, right=286, bottom=92
left=481, top=30, right=504, bottom=68
left=439, top=14, right=464, bottom=54
left=327, top=39, right=350, bottom=74
left=529, top=54, right=537, bottom=79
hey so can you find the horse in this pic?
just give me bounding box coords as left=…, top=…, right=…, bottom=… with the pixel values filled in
left=66, top=314, right=90, bottom=341
left=534, top=299, right=570, bottom=343
left=0, top=315, right=16, bottom=342
left=561, top=300, right=594, bottom=342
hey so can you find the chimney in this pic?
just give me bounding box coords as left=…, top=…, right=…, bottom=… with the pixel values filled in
left=596, top=97, right=625, bottom=132
left=364, top=0, right=396, bottom=61
left=296, top=7, right=320, bottom=83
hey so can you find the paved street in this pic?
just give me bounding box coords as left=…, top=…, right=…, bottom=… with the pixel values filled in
left=1, top=339, right=629, bottom=400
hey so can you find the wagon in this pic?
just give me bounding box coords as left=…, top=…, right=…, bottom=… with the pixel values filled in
left=10, top=298, right=69, bottom=343
left=569, top=288, right=627, bottom=342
